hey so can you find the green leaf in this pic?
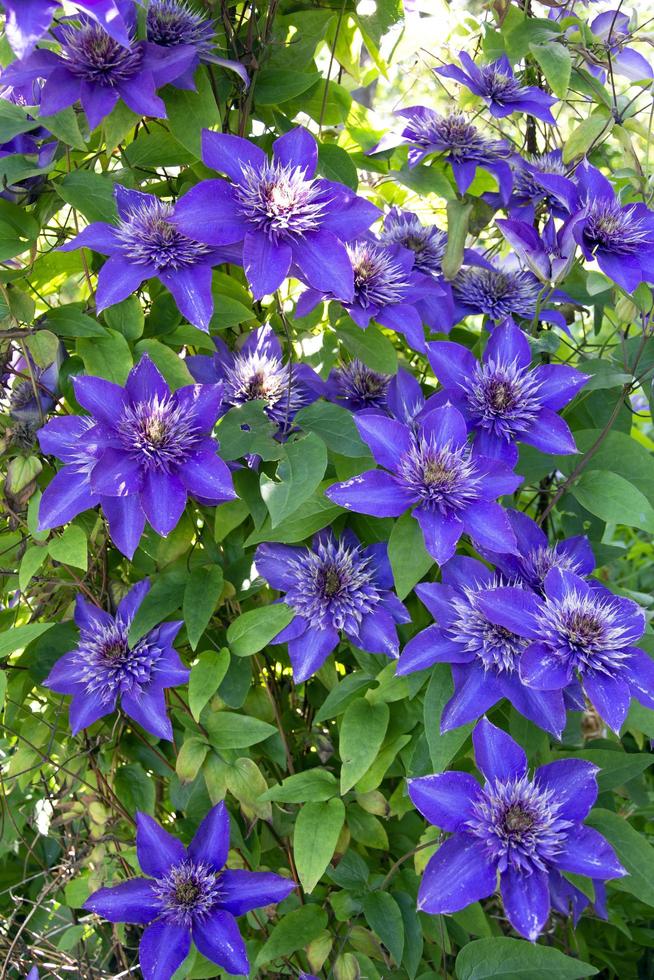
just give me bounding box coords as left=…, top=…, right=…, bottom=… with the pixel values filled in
left=315, top=671, right=373, bottom=722
left=176, top=737, right=210, bottom=783
left=0, top=622, right=53, bottom=658
left=183, top=566, right=224, bottom=650
left=245, top=481, right=341, bottom=545
left=204, top=711, right=276, bottom=750
left=530, top=41, right=572, bottom=98
left=56, top=171, right=117, bottom=223
left=165, top=72, right=221, bottom=156
left=189, top=648, right=230, bottom=722
left=226, top=603, right=294, bottom=657
left=210, top=293, right=253, bottom=330
left=128, top=567, right=186, bottom=644
left=104, top=295, right=144, bottom=340
left=586, top=808, right=654, bottom=907
left=255, top=69, right=322, bottom=104
left=46, top=305, right=108, bottom=338
left=337, top=318, right=398, bottom=374
left=113, top=764, right=156, bottom=816
left=134, top=339, right=194, bottom=390
left=254, top=904, right=327, bottom=969
left=363, top=892, right=404, bottom=965
left=294, top=798, right=345, bottom=893
left=261, top=432, right=327, bottom=527
left=455, top=937, right=598, bottom=979
left=318, top=141, right=358, bottom=189
left=295, top=401, right=369, bottom=457
left=571, top=470, right=654, bottom=533
left=48, top=525, right=87, bottom=571
left=339, top=698, right=389, bottom=793
left=40, top=107, right=86, bottom=150
left=424, top=665, right=472, bottom=771
left=260, top=769, right=339, bottom=802
left=388, top=510, right=434, bottom=600
left=217, top=401, right=280, bottom=462
left=563, top=110, right=613, bottom=163
left=19, top=546, right=47, bottom=592
left=442, top=200, right=473, bottom=281
left=77, top=329, right=133, bottom=385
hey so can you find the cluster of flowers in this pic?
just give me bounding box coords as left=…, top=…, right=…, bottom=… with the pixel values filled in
left=4, top=1, right=654, bottom=976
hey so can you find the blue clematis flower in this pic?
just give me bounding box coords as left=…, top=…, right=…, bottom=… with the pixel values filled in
left=437, top=52, right=557, bottom=123
left=44, top=580, right=187, bottom=739
left=296, top=238, right=446, bottom=353
left=84, top=802, right=295, bottom=978
left=1, top=7, right=196, bottom=131
left=478, top=567, right=654, bottom=733
left=186, top=323, right=325, bottom=436
left=408, top=718, right=625, bottom=940
left=478, top=508, right=595, bottom=594
left=37, top=355, right=236, bottom=555
left=326, top=403, right=522, bottom=565
left=397, top=556, right=567, bottom=737
left=426, top=317, right=588, bottom=465
left=60, top=185, right=227, bottom=331
left=254, top=530, right=410, bottom=682
left=172, top=127, right=381, bottom=301
left=145, top=0, right=249, bottom=89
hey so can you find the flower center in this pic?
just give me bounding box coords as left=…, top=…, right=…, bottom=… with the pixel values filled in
left=348, top=242, right=408, bottom=309
left=284, top=538, right=381, bottom=633
left=333, top=361, right=390, bottom=409
left=466, top=359, right=542, bottom=439
left=235, top=162, right=329, bottom=241
left=536, top=587, right=638, bottom=677
left=116, top=200, right=211, bottom=271
left=466, top=774, right=571, bottom=874
left=584, top=199, right=649, bottom=254
left=520, top=545, right=581, bottom=591
left=449, top=583, right=528, bottom=673
left=480, top=65, right=524, bottom=101
left=397, top=437, right=481, bottom=510
left=146, top=0, right=214, bottom=55
left=453, top=267, right=540, bottom=320
left=154, top=859, right=222, bottom=926
left=77, top=621, right=162, bottom=704
left=380, top=215, right=446, bottom=274
left=117, top=395, right=201, bottom=471
left=61, top=24, right=142, bottom=86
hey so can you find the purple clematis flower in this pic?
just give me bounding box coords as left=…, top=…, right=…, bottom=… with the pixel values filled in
left=186, top=323, right=324, bottom=435
left=372, top=107, right=514, bottom=202
left=563, top=161, right=654, bottom=293
left=437, top=52, right=557, bottom=123
left=25, top=969, right=39, bottom=980
left=2, top=0, right=132, bottom=58
left=296, top=239, right=445, bottom=353
left=496, top=214, right=580, bottom=285
left=84, top=802, right=294, bottom=978
left=172, top=127, right=380, bottom=301
left=325, top=404, right=521, bottom=565
left=478, top=567, right=654, bottom=733
left=1, top=10, right=196, bottom=132
left=145, top=0, right=249, bottom=90
left=587, top=10, right=654, bottom=82
left=44, top=580, right=187, bottom=740
left=379, top=207, right=448, bottom=276
left=7, top=343, right=64, bottom=425
left=325, top=359, right=392, bottom=414
left=37, top=355, right=236, bottom=556
left=60, top=185, right=224, bottom=331
left=451, top=257, right=569, bottom=331
left=408, top=718, right=625, bottom=940
left=254, top=530, right=410, bottom=682
left=493, top=150, right=577, bottom=222
left=480, top=509, right=595, bottom=593
left=427, top=318, right=587, bottom=465
left=397, top=557, right=566, bottom=736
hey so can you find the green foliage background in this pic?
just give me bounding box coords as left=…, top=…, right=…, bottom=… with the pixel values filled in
left=2, top=0, right=654, bottom=978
